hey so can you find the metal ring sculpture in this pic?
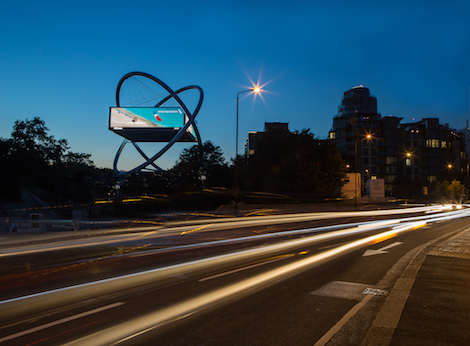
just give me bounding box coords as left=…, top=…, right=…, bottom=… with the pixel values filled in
left=113, top=72, right=203, bottom=176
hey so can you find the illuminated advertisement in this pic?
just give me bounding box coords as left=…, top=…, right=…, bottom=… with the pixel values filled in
left=109, top=107, right=196, bottom=142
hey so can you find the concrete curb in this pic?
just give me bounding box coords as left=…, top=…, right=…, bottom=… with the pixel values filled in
left=360, top=225, right=470, bottom=346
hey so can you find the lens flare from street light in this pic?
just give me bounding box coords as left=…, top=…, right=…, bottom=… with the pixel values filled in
left=253, top=87, right=261, bottom=93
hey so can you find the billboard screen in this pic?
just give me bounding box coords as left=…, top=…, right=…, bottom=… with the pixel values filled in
left=109, top=107, right=197, bottom=142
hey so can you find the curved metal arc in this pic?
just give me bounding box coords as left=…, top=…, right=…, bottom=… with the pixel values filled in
left=113, top=72, right=203, bottom=175
left=131, top=142, right=163, bottom=172
left=156, top=84, right=204, bottom=148
left=113, top=139, right=129, bottom=173
left=127, top=94, right=201, bottom=174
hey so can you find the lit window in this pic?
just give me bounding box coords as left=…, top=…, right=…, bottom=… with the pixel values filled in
left=406, top=158, right=412, bottom=166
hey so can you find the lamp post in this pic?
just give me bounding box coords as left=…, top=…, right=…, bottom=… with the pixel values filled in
left=354, top=132, right=374, bottom=205
left=235, top=87, right=261, bottom=216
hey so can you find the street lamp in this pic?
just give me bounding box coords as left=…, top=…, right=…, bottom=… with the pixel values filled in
left=236, top=87, right=261, bottom=159
left=235, top=87, right=261, bottom=215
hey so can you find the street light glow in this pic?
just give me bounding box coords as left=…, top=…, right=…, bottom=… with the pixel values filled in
left=236, top=83, right=265, bottom=215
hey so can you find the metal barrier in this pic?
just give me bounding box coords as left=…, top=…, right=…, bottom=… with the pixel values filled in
left=4, top=219, right=80, bottom=232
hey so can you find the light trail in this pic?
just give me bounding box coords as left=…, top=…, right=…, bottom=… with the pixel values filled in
left=62, top=222, right=427, bottom=346
left=0, top=302, right=124, bottom=344
left=0, top=204, right=456, bottom=258
left=1, top=206, right=469, bottom=344
left=0, top=220, right=399, bottom=323
left=2, top=207, right=468, bottom=323
left=198, top=255, right=294, bottom=282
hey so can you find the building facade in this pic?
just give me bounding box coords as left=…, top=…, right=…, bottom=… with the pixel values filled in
left=331, top=86, right=468, bottom=196
left=245, top=122, right=289, bottom=157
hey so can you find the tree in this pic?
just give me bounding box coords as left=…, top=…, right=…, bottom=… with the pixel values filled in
left=0, top=117, right=97, bottom=202
left=239, top=128, right=346, bottom=198
left=433, top=179, right=465, bottom=203
left=448, top=180, right=465, bottom=203
left=171, top=141, right=230, bottom=191
left=9, top=117, right=69, bottom=172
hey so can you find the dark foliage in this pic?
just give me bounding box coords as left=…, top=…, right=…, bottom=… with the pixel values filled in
left=0, top=117, right=100, bottom=203
left=169, top=141, right=231, bottom=192
left=238, top=128, right=346, bottom=198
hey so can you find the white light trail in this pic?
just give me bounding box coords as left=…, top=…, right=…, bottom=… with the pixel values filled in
left=2, top=206, right=469, bottom=344
left=0, top=204, right=458, bottom=257
left=0, top=220, right=398, bottom=322
left=2, top=206, right=468, bottom=323
left=62, top=221, right=427, bottom=346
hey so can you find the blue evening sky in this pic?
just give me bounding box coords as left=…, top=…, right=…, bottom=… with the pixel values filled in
left=1, top=0, right=469, bottom=170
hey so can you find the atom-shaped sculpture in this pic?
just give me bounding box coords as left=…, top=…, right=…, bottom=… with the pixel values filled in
left=110, top=72, right=203, bottom=176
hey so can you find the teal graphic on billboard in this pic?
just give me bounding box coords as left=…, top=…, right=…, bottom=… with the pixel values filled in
left=110, top=107, right=185, bottom=128
left=109, top=107, right=196, bottom=142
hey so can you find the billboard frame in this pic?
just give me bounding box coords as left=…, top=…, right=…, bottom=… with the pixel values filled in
left=109, top=107, right=197, bottom=143
left=111, top=72, right=203, bottom=175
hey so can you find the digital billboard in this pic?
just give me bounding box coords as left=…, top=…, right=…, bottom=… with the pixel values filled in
left=109, top=107, right=197, bottom=142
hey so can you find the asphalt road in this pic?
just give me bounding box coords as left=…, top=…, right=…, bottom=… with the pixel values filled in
left=0, top=205, right=469, bottom=345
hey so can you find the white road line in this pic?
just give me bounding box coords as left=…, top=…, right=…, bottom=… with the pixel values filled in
left=318, top=241, right=352, bottom=250
left=0, top=302, right=124, bottom=343
left=362, top=242, right=403, bottom=257
left=198, top=256, right=292, bottom=282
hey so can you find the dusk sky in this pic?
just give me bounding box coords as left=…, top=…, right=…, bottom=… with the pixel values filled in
left=1, top=1, right=469, bottom=171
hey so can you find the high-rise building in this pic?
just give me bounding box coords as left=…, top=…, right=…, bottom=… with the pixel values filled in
left=330, top=86, right=468, bottom=196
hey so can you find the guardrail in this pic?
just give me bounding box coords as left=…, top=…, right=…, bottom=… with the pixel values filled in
left=2, top=219, right=94, bottom=232
left=0, top=219, right=158, bottom=233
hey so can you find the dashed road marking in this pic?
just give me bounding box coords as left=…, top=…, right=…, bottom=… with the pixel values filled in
left=0, top=302, right=124, bottom=343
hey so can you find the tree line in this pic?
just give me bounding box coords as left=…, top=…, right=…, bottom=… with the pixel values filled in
left=0, top=118, right=347, bottom=206
left=0, top=117, right=112, bottom=202
left=1, top=117, right=464, bottom=210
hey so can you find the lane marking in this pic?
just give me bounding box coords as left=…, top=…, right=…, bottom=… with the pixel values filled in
left=318, top=241, right=352, bottom=250
left=315, top=223, right=470, bottom=346
left=0, top=302, right=124, bottom=343
left=198, top=255, right=293, bottom=282
left=311, top=281, right=370, bottom=301
left=363, top=242, right=403, bottom=257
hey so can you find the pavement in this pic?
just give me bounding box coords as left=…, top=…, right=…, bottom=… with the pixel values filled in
left=1, top=222, right=470, bottom=345
left=359, top=225, right=470, bottom=346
